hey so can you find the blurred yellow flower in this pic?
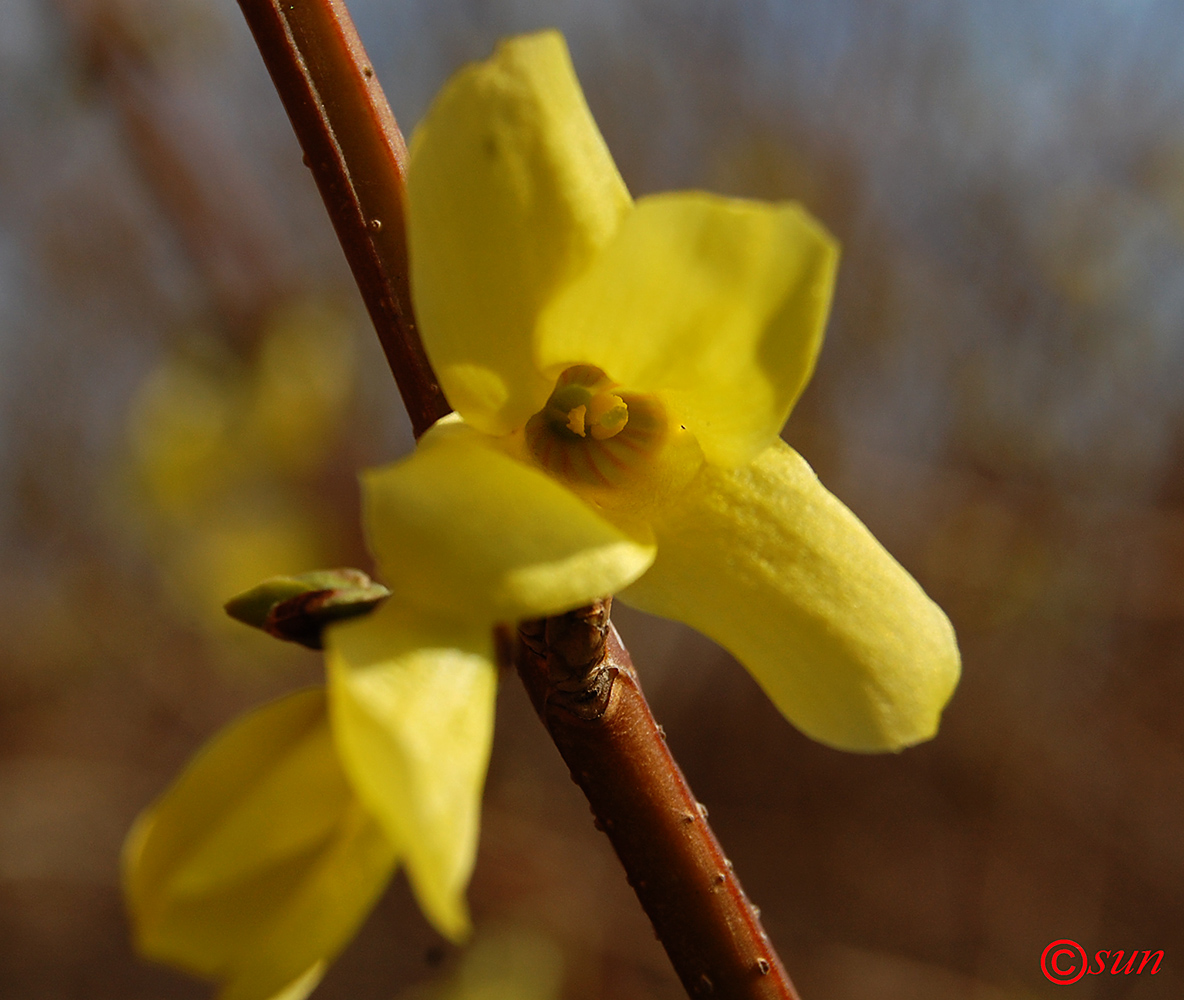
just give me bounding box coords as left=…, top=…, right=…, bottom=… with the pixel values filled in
left=124, top=30, right=960, bottom=1000
left=122, top=298, right=356, bottom=635
left=397, top=925, right=564, bottom=1000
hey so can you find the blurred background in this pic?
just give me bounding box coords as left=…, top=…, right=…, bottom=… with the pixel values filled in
left=2, top=0, right=1183, bottom=997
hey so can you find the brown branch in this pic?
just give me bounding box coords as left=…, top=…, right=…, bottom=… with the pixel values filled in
left=236, top=0, right=450, bottom=436
left=514, top=601, right=801, bottom=1000
left=231, top=1, right=803, bottom=995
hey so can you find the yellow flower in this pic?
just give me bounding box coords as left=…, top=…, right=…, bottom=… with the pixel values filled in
left=123, top=30, right=959, bottom=1000
left=331, top=21, right=958, bottom=936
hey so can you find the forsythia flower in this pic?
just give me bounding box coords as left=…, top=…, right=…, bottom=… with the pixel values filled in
left=123, top=30, right=959, bottom=1000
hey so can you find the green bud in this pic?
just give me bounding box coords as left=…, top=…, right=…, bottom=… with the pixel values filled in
left=225, top=569, right=390, bottom=649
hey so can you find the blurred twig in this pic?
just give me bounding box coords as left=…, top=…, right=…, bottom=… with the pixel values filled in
left=59, top=0, right=298, bottom=342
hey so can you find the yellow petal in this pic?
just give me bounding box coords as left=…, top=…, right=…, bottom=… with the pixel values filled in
left=363, top=421, right=655, bottom=623
left=620, top=442, right=960, bottom=751
left=537, top=192, right=838, bottom=467
left=407, top=30, right=632, bottom=435
left=123, top=689, right=397, bottom=1000
left=216, top=797, right=389, bottom=1000
left=326, top=603, right=497, bottom=940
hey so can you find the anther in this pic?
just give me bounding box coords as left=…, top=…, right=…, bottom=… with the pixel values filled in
left=565, top=404, right=587, bottom=437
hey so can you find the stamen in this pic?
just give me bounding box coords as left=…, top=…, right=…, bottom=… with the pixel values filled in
left=527, top=365, right=670, bottom=490
left=565, top=404, right=588, bottom=437
left=541, top=366, right=631, bottom=441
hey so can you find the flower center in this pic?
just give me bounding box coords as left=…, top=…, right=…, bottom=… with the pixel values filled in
left=544, top=366, right=630, bottom=441
left=525, top=365, right=666, bottom=489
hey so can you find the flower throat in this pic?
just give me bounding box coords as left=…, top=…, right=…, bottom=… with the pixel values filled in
left=525, top=365, right=665, bottom=487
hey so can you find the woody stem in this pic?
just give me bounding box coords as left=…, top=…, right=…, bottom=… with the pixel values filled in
left=511, top=602, right=800, bottom=999
left=233, top=2, right=800, bottom=997
left=236, top=0, right=450, bottom=437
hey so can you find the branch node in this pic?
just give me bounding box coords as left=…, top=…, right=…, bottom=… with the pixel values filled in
left=518, top=597, right=615, bottom=720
